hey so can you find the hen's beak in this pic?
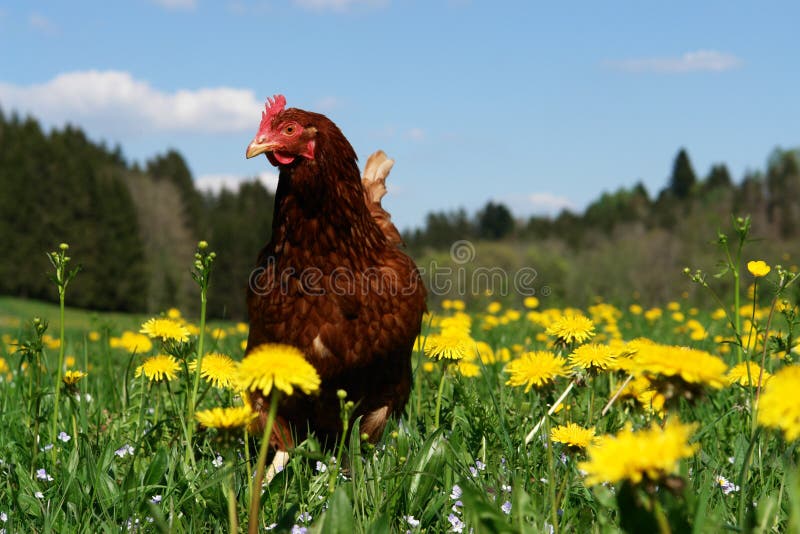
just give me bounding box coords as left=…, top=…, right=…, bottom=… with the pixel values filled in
left=246, top=139, right=278, bottom=159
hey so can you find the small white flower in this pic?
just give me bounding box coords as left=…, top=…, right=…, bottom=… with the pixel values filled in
left=35, top=468, right=53, bottom=481
left=315, top=461, right=327, bottom=473
left=266, top=524, right=277, bottom=531
left=447, top=513, right=465, bottom=533
left=450, top=484, right=462, bottom=500
left=58, top=431, right=71, bottom=443
left=727, top=456, right=735, bottom=464
left=212, top=455, right=224, bottom=468
left=475, top=460, right=486, bottom=471
left=297, top=511, right=312, bottom=523
left=501, top=483, right=512, bottom=493
left=544, top=521, right=554, bottom=534
left=115, top=444, right=135, bottom=458
left=40, top=443, right=54, bottom=452
left=715, top=475, right=740, bottom=495
left=469, top=466, right=478, bottom=477
left=404, top=515, right=420, bottom=527
left=34, top=491, right=44, bottom=499
left=149, top=494, right=162, bottom=504
left=290, top=526, right=307, bottom=534
left=501, top=501, right=512, bottom=515
left=0, top=512, right=7, bottom=522
left=451, top=500, right=463, bottom=513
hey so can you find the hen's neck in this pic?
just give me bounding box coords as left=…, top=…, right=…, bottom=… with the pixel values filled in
left=270, top=154, right=386, bottom=268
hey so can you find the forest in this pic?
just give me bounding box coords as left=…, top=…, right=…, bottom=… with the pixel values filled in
left=1, top=108, right=799, bottom=318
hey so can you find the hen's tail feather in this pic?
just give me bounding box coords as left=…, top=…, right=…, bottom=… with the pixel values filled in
left=362, top=150, right=404, bottom=247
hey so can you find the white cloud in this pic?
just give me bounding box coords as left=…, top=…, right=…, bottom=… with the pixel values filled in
left=293, top=0, right=389, bottom=12
left=502, top=192, right=575, bottom=218
left=406, top=127, right=425, bottom=141
left=151, top=0, right=197, bottom=10
left=0, top=70, right=264, bottom=136
left=196, top=171, right=280, bottom=193
left=314, top=95, right=340, bottom=111
left=607, top=50, right=742, bottom=73
left=29, top=12, right=58, bottom=35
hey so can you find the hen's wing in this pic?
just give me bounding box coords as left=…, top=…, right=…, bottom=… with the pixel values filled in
left=362, top=150, right=403, bottom=247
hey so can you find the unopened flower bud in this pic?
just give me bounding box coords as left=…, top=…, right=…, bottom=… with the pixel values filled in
left=360, top=432, right=370, bottom=441
left=59, top=243, right=69, bottom=251
left=336, top=389, right=347, bottom=399
left=198, top=241, right=208, bottom=250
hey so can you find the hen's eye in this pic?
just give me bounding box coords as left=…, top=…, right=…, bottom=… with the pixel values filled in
left=283, top=124, right=297, bottom=136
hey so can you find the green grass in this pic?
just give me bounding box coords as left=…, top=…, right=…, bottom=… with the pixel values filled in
left=0, top=230, right=799, bottom=533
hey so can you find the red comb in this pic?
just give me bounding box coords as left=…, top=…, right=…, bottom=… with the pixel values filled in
left=259, top=94, right=286, bottom=130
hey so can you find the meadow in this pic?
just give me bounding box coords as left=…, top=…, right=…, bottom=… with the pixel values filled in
left=0, top=217, right=799, bottom=533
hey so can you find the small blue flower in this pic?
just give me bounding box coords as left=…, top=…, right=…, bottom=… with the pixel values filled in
left=57, top=431, right=71, bottom=443
left=35, top=468, right=53, bottom=481
left=115, top=444, right=135, bottom=458
left=501, top=501, right=512, bottom=515
left=447, top=513, right=465, bottom=533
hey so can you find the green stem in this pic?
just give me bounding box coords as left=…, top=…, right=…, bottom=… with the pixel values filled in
left=249, top=389, right=280, bottom=534
left=227, top=447, right=240, bottom=534
left=329, top=412, right=350, bottom=494
left=186, top=287, right=208, bottom=466
left=433, top=365, right=448, bottom=429
left=51, top=288, right=66, bottom=461
left=653, top=496, right=672, bottom=534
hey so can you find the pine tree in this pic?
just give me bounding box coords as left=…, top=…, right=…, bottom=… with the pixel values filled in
left=669, top=148, right=697, bottom=199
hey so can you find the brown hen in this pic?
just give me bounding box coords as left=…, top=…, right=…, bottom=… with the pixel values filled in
left=244, top=95, right=427, bottom=451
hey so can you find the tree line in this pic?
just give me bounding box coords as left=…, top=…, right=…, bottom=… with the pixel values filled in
left=0, top=109, right=274, bottom=319
left=405, top=147, right=800, bottom=253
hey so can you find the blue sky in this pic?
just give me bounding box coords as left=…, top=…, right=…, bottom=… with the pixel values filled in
left=1, top=1, right=798, bottom=230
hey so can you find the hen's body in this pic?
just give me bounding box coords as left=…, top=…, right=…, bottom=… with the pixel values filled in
left=245, top=102, right=426, bottom=449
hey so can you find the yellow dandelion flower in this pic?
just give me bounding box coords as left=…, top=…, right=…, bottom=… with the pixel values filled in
left=238, top=343, right=320, bottom=397
left=569, top=344, right=617, bottom=372
left=644, top=308, right=662, bottom=322
left=135, top=355, right=180, bottom=382
left=629, top=304, right=643, bottom=315
left=440, top=312, right=472, bottom=335
left=88, top=331, right=101, bottom=342
left=727, top=361, right=771, bottom=387
left=757, top=365, right=800, bottom=440
left=442, top=299, right=453, bottom=311
left=195, top=405, right=256, bottom=430
left=424, top=330, right=473, bottom=361
left=235, top=322, right=249, bottom=334
left=62, top=370, right=87, bottom=386
left=551, top=423, right=596, bottom=449
left=579, top=419, right=698, bottom=486
left=487, top=301, right=502, bottom=314
left=451, top=299, right=466, bottom=311
left=505, top=351, right=569, bottom=392
left=474, top=341, right=496, bottom=364
left=140, top=318, right=191, bottom=343
left=210, top=327, right=227, bottom=339
left=546, top=314, right=595, bottom=345
left=111, top=331, right=153, bottom=353
left=167, top=307, right=182, bottom=319
left=633, top=344, right=728, bottom=389
left=457, top=360, right=481, bottom=378
left=189, top=353, right=239, bottom=389
left=0, top=357, right=8, bottom=374
left=747, top=260, right=771, bottom=277
left=524, top=296, right=540, bottom=309
left=65, top=355, right=76, bottom=368
left=422, top=361, right=435, bottom=372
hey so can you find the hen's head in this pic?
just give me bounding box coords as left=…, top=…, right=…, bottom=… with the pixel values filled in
left=245, top=95, right=326, bottom=167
